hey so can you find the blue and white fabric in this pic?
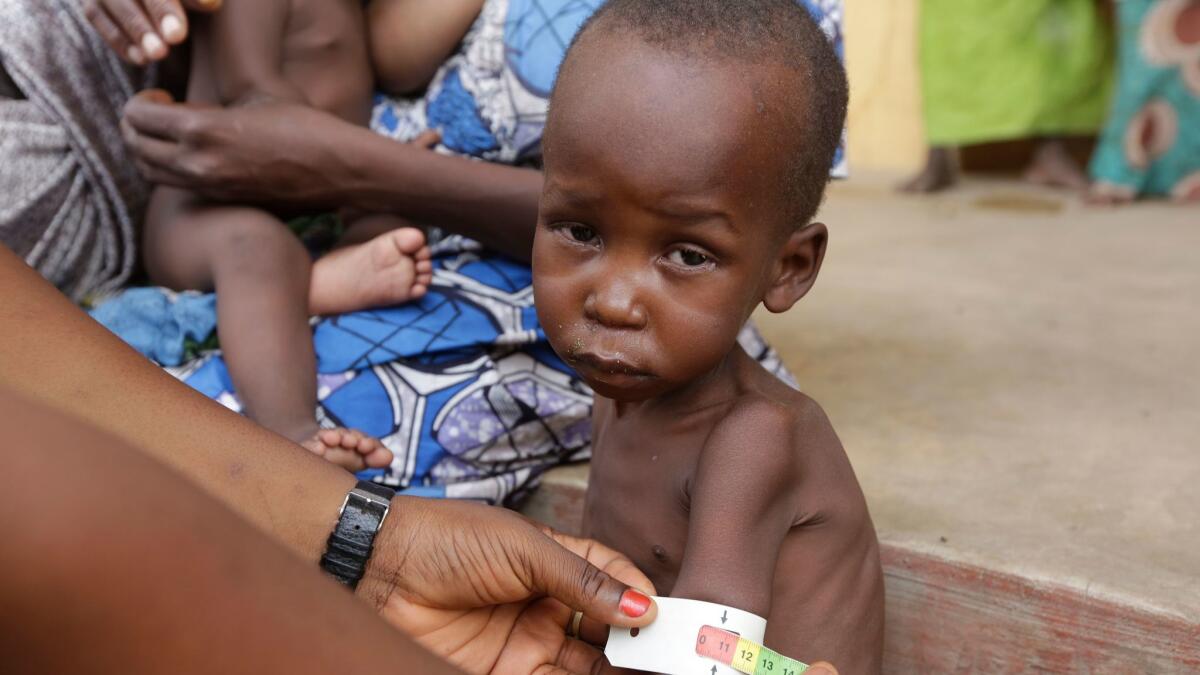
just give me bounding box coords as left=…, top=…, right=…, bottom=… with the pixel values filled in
left=371, top=0, right=847, bottom=175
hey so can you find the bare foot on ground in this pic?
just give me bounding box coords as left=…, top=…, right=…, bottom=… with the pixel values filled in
left=899, top=147, right=957, bottom=193
left=309, top=228, right=433, bottom=316
left=1024, top=141, right=1089, bottom=191
left=300, top=427, right=394, bottom=472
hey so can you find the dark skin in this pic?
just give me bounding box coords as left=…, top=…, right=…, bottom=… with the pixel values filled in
left=141, top=0, right=434, bottom=466
left=111, top=0, right=543, bottom=262
left=533, top=33, right=885, bottom=673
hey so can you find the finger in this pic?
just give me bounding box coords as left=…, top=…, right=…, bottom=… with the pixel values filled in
left=526, top=533, right=657, bottom=629
left=84, top=3, right=142, bottom=64
left=805, top=662, right=838, bottom=675
left=122, top=116, right=184, bottom=169
left=143, top=0, right=189, bottom=44
left=550, top=637, right=608, bottom=675
left=545, top=530, right=658, bottom=597
left=411, top=129, right=442, bottom=149
left=103, top=0, right=167, bottom=61
left=123, top=90, right=188, bottom=141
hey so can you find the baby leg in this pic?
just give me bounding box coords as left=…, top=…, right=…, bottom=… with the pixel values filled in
left=308, top=214, right=433, bottom=316
left=143, top=189, right=393, bottom=471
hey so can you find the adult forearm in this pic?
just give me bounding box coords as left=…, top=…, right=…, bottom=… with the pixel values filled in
left=338, top=127, right=543, bottom=260
left=0, top=245, right=352, bottom=564
left=123, top=96, right=544, bottom=258
left=0, top=387, right=461, bottom=675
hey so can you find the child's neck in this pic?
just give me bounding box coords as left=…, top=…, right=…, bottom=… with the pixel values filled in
left=612, top=346, right=750, bottom=418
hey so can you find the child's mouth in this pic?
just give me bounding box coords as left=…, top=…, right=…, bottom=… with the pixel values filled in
left=568, top=351, right=655, bottom=384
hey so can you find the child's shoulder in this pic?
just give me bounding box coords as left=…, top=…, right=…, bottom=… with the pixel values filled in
left=699, top=378, right=843, bottom=484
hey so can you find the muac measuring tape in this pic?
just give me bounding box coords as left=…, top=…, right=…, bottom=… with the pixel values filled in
left=696, top=625, right=810, bottom=675
left=605, top=596, right=812, bottom=675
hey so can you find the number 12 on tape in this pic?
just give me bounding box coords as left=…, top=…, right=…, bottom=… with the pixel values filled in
left=696, top=625, right=809, bottom=675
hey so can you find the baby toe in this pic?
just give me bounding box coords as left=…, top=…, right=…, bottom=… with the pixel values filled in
left=363, top=446, right=394, bottom=469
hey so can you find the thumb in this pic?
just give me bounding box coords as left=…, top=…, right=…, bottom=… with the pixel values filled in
left=805, top=662, right=839, bottom=675
left=527, top=536, right=658, bottom=629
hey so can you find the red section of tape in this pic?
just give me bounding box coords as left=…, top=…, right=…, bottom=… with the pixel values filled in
left=696, top=625, right=738, bottom=666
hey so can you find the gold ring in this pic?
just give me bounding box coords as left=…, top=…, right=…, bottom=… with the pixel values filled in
left=566, top=610, right=584, bottom=639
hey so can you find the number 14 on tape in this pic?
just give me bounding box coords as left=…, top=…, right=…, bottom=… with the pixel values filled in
left=696, top=625, right=809, bottom=675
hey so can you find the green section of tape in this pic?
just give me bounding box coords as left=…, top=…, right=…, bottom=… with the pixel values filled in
left=751, top=645, right=808, bottom=675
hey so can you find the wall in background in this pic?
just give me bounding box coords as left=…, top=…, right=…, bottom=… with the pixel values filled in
left=844, top=0, right=926, bottom=173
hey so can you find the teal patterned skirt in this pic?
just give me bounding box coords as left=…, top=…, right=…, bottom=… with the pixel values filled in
left=1089, top=0, right=1200, bottom=200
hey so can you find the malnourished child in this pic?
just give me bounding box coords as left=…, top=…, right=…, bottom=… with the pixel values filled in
left=533, top=0, right=885, bottom=670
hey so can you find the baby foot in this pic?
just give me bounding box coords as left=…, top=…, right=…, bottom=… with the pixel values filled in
left=301, top=428, right=394, bottom=473
left=309, top=228, right=434, bottom=316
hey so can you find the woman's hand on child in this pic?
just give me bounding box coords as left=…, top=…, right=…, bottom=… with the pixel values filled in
left=360, top=497, right=659, bottom=674
left=83, top=0, right=221, bottom=65
left=121, top=90, right=352, bottom=207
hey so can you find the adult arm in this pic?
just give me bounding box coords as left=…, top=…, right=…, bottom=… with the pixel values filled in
left=83, top=0, right=220, bottom=64
left=369, top=0, right=487, bottom=94
left=0, top=387, right=462, bottom=675
left=123, top=93, right=542, bottom=259
left=0, top=244, right=654, bottom=673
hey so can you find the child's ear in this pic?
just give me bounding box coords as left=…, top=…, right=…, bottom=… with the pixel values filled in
left=763, top=222, right=828, bottom=313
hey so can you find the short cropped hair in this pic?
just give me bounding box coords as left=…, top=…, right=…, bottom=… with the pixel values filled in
left=558, top=0, right=848, bottom=228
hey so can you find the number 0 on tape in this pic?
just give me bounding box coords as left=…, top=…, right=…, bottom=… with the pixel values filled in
left=696, top=625, right=810, bottom=675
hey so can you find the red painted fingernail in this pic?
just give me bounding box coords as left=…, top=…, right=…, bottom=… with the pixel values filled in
left=619, top=589, right=651, bottom=617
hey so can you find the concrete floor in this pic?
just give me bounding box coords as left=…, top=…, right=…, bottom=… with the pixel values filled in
left=752, top=173, right=1200, bottom=622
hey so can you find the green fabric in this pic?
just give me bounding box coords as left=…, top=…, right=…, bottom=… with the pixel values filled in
left=919, top=0, right=1113, bottom=146
left=1089, top=0, right=1200, bottom=198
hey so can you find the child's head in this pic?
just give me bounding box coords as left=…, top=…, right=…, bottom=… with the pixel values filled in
left=533, top=0, right=848, bottom=401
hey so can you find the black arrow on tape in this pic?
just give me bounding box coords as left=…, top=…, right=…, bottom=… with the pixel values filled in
left=710, top=667, right=718, bottom=675
left=720, top=610, right=728, bottom=624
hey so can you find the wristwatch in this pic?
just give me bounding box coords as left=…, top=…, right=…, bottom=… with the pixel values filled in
left=319, top=480, right=396, bottom=590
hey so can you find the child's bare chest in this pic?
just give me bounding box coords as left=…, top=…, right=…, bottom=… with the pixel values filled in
left=582, top=408, right=715, bottom=595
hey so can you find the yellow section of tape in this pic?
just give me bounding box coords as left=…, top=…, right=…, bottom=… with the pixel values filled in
left=730, top=637, right=761, bottom=674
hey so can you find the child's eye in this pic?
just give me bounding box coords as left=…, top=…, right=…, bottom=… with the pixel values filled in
left=667, top=248, right=712, bottom=267
left=568, top=224, right=597, bottom=243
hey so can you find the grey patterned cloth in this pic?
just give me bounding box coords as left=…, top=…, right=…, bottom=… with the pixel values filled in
left=0, top=0, right=153, bottom=301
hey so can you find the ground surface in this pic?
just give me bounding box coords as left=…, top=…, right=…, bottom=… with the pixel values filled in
left=751, top=173, right=1199, bottom=622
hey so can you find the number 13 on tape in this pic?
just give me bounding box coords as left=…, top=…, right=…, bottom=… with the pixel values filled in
left=696, top=625, right=809, bottom=675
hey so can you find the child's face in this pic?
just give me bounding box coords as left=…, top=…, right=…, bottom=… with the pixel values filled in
left=533, top=36, right=821, bottom=401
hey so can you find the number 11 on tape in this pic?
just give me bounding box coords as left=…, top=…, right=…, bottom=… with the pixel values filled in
left=696, top=625, right=809, bottom=675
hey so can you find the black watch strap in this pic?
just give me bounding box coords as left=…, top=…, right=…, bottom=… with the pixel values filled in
left=320, top=480, right=396, bottom=590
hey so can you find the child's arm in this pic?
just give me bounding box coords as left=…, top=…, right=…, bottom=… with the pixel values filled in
left=203, top=0, right=307, bottom=107
left=677, top=400, right=884, bottom=671
left=669, top=401, right=801, bottom=620
left=368, top=0, right=486, bottom=94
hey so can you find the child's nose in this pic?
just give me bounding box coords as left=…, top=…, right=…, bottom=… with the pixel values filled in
left=583, top=273, right=648, bottom=330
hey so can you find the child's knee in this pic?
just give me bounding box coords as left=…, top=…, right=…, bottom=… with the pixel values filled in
left=211, top=211, right=310, bottom=279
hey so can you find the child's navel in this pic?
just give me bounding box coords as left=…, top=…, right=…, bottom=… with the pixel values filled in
left=652, top=544, right=670, bottom=563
